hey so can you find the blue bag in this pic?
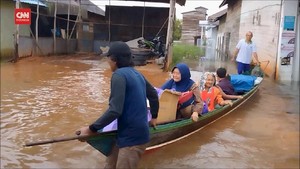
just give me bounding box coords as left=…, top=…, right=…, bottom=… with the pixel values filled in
left=230, top=74, right=257, bottom=93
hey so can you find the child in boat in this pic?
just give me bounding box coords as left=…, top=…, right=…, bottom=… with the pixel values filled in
left=215, top=68, right=244, bottom=100
left=161, top=63, right=203, bottom=122
left=216, top=67, right=236, bottom=95
left=200, top=72, right=234, bottom=112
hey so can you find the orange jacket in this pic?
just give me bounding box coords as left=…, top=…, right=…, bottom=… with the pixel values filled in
left=201, top=86, right=224, bottom=111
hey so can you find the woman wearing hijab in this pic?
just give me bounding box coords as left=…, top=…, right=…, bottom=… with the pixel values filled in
left=161, top=63, right=203, bottom=122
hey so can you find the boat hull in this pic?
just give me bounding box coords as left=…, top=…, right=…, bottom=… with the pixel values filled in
left=87, top=84, right=259, bottom=156
left=147, top=84, right=258, bottom=150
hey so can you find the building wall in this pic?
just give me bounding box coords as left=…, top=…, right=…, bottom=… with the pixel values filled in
left=216, top=0, right=242, bottom=60
left=292, top=7, right=300, bottom=83
left=239, top=0, right=282, bottom=79
left=104, top=6, right=169, bottom=42
left=218, top=0, right=299, bottom=82
left=223, top=0, right=242, bottom=58
left=1, top=1, right=16, bottom=59
left=1, top=1, right=36, bottom=59
left=276, top=0, right=299, bottom=82
left=181, top=9, right=207, bottom=45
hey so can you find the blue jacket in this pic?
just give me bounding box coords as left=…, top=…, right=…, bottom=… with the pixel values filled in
left=89, top=67, right=159, bottom=148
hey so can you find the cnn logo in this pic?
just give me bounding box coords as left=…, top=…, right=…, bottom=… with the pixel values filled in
left=15, top=8, right=31, bottom=25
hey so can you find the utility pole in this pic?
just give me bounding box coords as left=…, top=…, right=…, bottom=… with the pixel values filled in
left=35, top=0, right=40, bottom=56
left=12, top=0, right=20, bottom=62
left=53, top=0, right=57, bottom=54
left=67, top=0, right=70, bottom=53
left=163, top=0, right=176, bottom=71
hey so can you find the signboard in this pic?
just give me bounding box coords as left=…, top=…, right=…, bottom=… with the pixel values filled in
left=15, top=8, right=31, bottom=25
left=283, top=16, right=295, bottom=31
left=281, top=31, right=295, bottom=65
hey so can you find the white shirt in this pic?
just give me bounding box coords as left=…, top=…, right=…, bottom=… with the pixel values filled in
left=235, top=39, right=257, bottom=64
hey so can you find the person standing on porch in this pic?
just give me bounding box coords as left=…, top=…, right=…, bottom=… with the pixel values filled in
left=231, top=31, right=260, bottom=74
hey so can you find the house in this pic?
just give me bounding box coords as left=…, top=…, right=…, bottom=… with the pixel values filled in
left=210, top=0, right=299, bottom=82
left=44, top=0, right=106, bottom=53
left=1, top=0, right=187, bottom=61
left=206, top=9, right=227, bottom=60
left=0, top=0, right=106, bottom=60
left=0, top=0, right=47, bottom=60
left=181, top=6, right=207, bottom=45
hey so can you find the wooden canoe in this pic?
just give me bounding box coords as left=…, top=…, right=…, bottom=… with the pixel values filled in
left=24, top=74, right=262, bottom=156
left=86, top=83, right=261, bottom=156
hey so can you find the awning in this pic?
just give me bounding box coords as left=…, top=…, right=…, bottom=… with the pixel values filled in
left=16, top=0, right=47, bottom=7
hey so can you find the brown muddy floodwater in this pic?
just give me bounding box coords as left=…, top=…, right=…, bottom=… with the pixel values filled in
left=1, top=55, right=299, bottom=169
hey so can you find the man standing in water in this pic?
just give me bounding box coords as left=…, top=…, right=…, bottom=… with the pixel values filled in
left=76, top=41, right=159, bottom=168
left=231, top=31, right=260, bottom=74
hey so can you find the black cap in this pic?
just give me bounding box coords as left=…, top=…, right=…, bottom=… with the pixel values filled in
left=103, top=41, right=131, bottom=57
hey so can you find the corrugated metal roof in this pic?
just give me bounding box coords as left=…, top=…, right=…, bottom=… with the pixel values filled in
left=127, top=0, right=186, bottom=6
left=46, top=0, right=79, bottom=6
left=81, top=0, right=105, bottom=16
left=207, top=9, right=227, bottom=22
left=18, top=0, right=47, bottom=7
left=47, top=0, right=105, bottom=16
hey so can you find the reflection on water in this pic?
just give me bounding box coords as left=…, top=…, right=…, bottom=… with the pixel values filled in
left=1, top=57, right=111, bottom=168
left=1, top=56, right=299, bottom=168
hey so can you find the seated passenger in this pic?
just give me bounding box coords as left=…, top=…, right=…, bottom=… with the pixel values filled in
left=216, top=68, right=243, bottom=100
left=216, top=67, right=236, bottom=95
left=200, top=72, right=233, bottom=112
left=161, top=63, right=203, bottom=122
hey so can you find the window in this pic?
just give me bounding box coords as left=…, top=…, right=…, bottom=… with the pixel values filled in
left=83, top=24, right=89, bottom=32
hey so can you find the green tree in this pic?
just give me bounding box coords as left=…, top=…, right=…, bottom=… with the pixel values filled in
left=173, top=19, right=182, bottom=40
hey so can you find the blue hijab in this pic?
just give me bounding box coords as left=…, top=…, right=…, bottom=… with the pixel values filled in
left=161, top=63, right=195, bottom=92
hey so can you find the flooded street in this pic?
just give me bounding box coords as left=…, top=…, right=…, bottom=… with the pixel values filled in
left=1, top=55, right=299, bottom=168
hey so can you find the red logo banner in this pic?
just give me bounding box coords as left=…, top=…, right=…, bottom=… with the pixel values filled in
left=15, top=8, right=31, bottom=25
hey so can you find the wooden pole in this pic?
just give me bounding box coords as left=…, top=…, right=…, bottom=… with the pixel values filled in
left=67, top=0, right=70, bottom=53
left=108, top=0, right=111, bottom=42
left=77, top=0, right=82, bottom=51
left=12, top=0, right=20, bottom=62
left=78, top=0, right=82, bottom=22
left=163, top=0, right=176, bottom=71
left=35, top=0, right=40, bottom=56
left=24, top=133, right=104, bottom=147
left=53, top=0, right=57, bottom=54
left=68, top=16, right=79, bottom=40
left=69, top=0, right=81, bottom=40
left=24, top=130, right=114, bottom=147
left=142, top=1, right=145, bottom=38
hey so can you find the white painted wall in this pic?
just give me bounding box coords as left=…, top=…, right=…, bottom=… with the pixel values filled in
left=291, top=3, right=299, bottom=82
left=277, top=0, right=299, bottom=82
left=240, top=0, right=282, bottom=79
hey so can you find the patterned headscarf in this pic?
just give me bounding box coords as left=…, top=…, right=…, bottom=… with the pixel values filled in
left=199, top=72, right=216, bottom=91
